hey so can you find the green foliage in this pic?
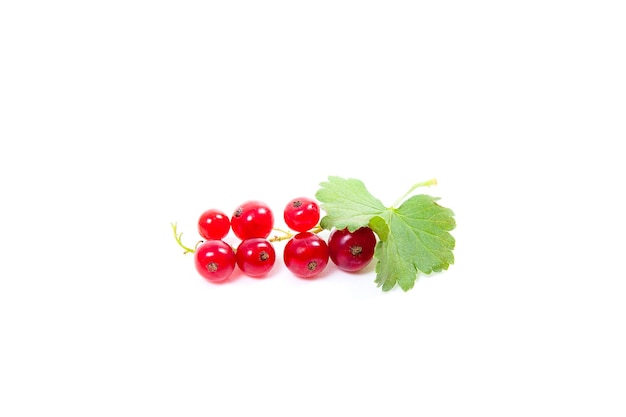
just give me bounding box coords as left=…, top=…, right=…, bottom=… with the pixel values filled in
left=316, top=177, right=456, bottom=292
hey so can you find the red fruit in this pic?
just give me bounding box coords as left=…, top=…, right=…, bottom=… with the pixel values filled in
left=231, top=200, right=274, bottom=240
left=283, top=197, right=320, bottom=232
left=194, top=240, right=236, bottom=283
left=236, top=238, right=276, bottom=278
left=198, top=208, right=231, bottom=240
left=283, top=232, right=329, bottom=278
left=328, top=227, right=377, bottom=272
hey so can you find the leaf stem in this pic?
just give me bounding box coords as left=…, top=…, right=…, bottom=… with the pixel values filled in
left=392, top=178, right=437, bottom=208
left=171, top=222, right=196, bottom=254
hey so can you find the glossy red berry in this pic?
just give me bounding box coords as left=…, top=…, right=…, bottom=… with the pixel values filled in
left=198, top=208, right=230, bottom=240
left=283, top=232, right=329, bottom=279
left=327, top=227, right=377, bottom=272
left=231, top=200, right=274, bottom=240
left=283, top=197, right=320, bottom=232
left=194, top=240, right=236, bottom=283
left=236, top=238, right=276, bottom=278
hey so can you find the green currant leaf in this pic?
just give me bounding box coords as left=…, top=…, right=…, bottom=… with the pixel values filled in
left=316, top=176, right=456, bottom=292
left=368, top=216, right=389, bottom=241
left=375, top=195, right=456, bottom=291
left=374, top=241, right=401, bottom=291
left=316, top=176, right=386, bottom=232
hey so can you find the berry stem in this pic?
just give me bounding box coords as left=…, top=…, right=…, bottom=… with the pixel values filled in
left=310, top=224, right=323, bottom=234
left=269, top=225, right=325, bottom=243
left=392, top=178, right=437, bottom=208
left=171, top=222, right=196, bottom=254
left=269, top=227, right=294, bottom=243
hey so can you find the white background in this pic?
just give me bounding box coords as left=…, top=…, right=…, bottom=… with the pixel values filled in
left=1, top=1, right=625, bottom=416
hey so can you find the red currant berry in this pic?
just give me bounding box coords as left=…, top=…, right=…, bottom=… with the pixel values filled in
left=327, top=227, right=377, bottom=272
left=198, top=208, right=230, bottom=240
left=236, top=238, right=276, bottom=278
left=231, top=200, right=274, bottom=240
left=283, top=232, right=329, bottom=279
left=283, top=197, right=320, bottom=232
left=194, top=240, right=236, bottom=283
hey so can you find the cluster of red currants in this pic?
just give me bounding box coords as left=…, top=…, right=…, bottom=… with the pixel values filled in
left=185, top=197, right=377, bottom=283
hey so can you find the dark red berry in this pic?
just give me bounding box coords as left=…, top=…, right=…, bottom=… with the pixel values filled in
left=328, top=227, right=376, bottom=272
